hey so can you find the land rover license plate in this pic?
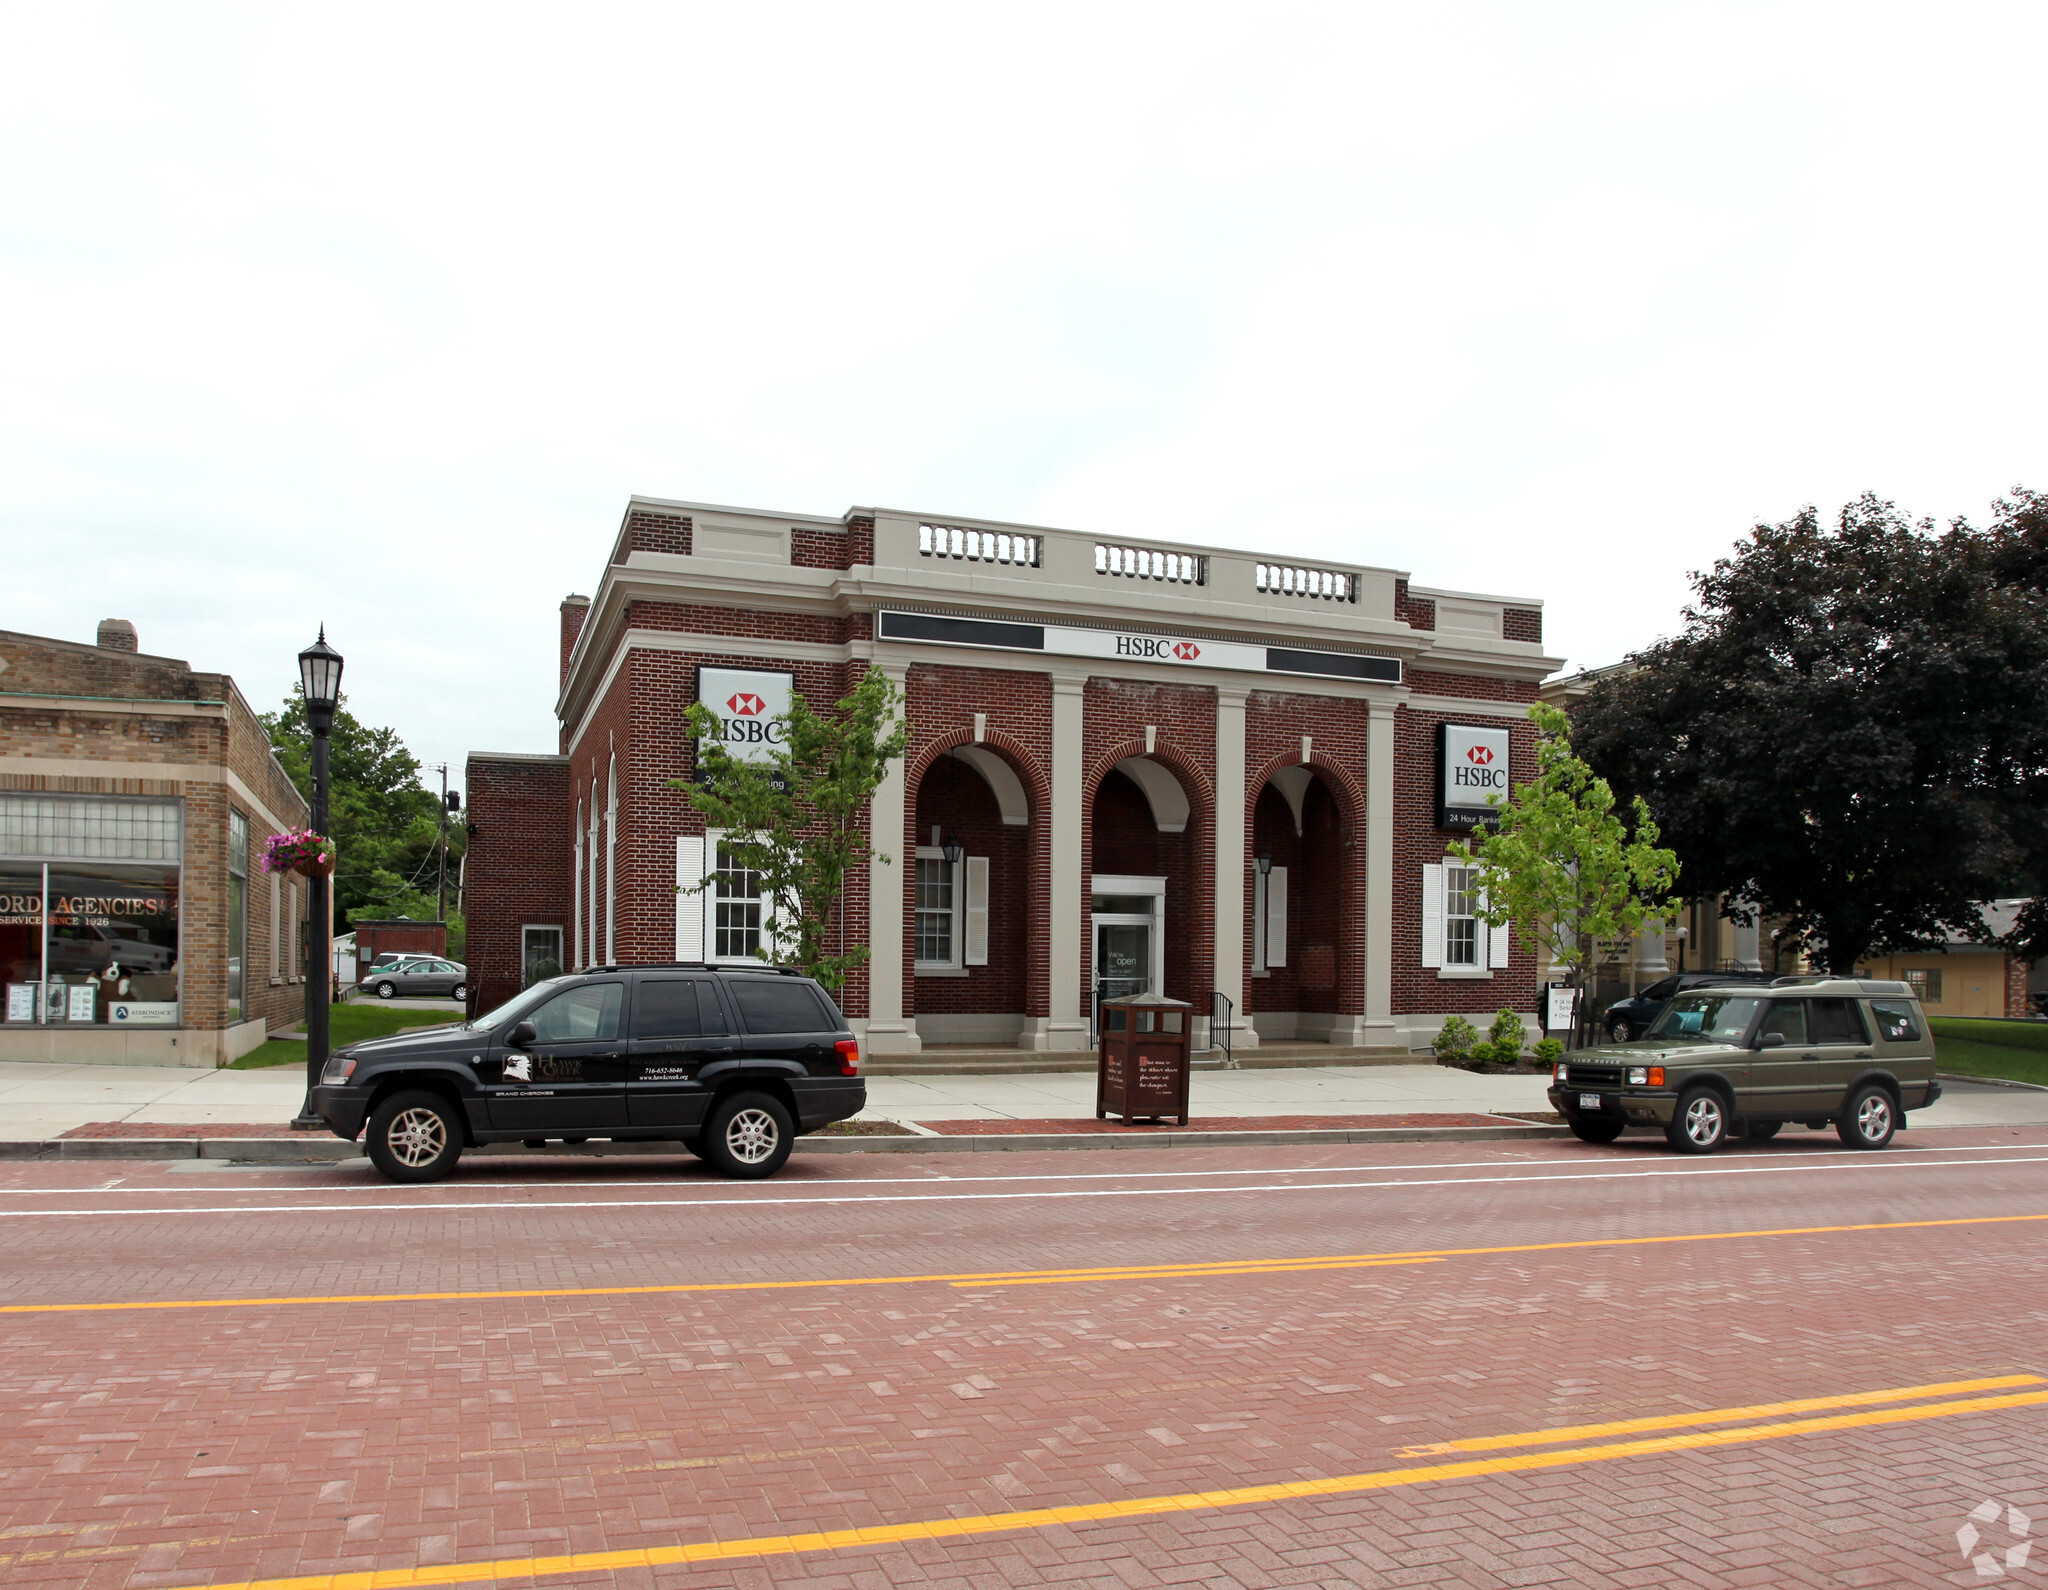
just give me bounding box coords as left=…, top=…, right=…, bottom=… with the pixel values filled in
left=1578, top=1093, right=1602, bottom=1110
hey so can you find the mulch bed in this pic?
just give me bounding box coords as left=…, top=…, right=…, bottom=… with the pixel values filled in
left=922, top=1112, right=1526, bottom=1135
left=809, top=1119, right=917, bottom=1136
left=61, top=1122, right=306, bottom=1139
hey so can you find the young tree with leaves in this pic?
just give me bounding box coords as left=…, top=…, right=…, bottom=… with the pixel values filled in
left=674, top=668, right=908, bottom=993
left=1445, top=702, right=1681, bottom=1046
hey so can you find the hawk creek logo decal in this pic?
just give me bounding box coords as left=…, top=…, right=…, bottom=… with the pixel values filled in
left=725, top=693, right=767, bottom=716
left=1172, top=641, right=1201, bottom=660
left=1466, top=745, right=1494, bottom=765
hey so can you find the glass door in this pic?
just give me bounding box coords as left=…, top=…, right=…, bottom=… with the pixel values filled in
left=1093, top=917, right=1152, bottom=1037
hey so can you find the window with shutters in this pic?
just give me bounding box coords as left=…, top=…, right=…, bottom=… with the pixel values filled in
left=914, top=849, right=960, bottom=969
left=1444, top=866, right=1479, bottom=967
left=712, top=842, right=764, bottom=961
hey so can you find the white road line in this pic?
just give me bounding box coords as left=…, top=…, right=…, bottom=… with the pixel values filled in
left=3, top=1153, right=2047, bottom=1219
left=0, top=1139, right=2035, bottom=1195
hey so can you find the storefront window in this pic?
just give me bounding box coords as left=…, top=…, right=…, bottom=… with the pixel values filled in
left=227, top=812, right=248, bottom=1022
left=1, top=795, right=182, bottom=1026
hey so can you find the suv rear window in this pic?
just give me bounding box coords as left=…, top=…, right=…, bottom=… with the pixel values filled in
left=730, top=979, right=833, bottom=1035
left=636, top=979, right=707, bottom=1039
left=1870, top=1000, right=1921, bottom=1043
left=1809, top=998, right=1868, bottom=1045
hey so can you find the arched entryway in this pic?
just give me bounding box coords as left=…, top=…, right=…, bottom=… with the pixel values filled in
left=1247, top=761, right=1364, bottom=1043
left=1089, top=755, right=1200, bottom=1031
left=906, top=741, right=1043, bottom=1047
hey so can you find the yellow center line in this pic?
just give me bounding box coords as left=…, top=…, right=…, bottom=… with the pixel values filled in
left=1391, top=1373, right=2046, bottom=1455
left=152, top=1383, right=2048, bottom=1590
left=4, top=1209, right=2046, bottom=1316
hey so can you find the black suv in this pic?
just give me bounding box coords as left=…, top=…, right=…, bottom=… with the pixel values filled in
left=311, top=964, right=865, bottom=1183
left=1602, top=969, right=1772, bottom=1042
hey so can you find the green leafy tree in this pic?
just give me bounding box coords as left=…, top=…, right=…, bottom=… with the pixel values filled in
left=1446, top=701, right=1680, bottom=1039
left=673, top=669, right=908, bottom=992
left=263, top=690, right=464, bottom=934
left=1572, top=491, right=2048, bottom=971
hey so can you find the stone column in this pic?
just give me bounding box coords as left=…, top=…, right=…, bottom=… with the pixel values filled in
left=1020, top=671, right=1091, bottom=1050
left=1363, top=698, right=1398, bottom=1044
left=863, top=664, right=919, bottom=1053
left=1634, top=920, right=1670, bottom=981
left=1212, top=687, right=1256, bottom=1051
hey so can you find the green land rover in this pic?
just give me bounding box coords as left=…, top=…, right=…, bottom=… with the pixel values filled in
left=1548, top=977, right=1942, bottom=1153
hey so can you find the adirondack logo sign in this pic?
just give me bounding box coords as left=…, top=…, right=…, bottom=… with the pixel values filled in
left=1437, top=723, right=1512, bottom=830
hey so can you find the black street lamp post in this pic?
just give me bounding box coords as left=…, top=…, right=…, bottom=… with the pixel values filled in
left=292, top=628, right=344, bottom=1130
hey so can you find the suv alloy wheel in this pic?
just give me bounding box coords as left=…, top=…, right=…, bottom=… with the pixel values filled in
left=366, top=1089, right=464, bottom=1182
left=702, top=1091, right=794, bottom=1179
left=1607, top=1018, right=1636, bottom=1042
left=1838, top=1083, right=1897, bottom=1150
left=1666, top=1086, right=1729, bottom=1153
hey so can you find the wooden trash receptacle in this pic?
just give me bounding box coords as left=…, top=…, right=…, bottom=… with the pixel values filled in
left=1095, top=991, right=1193, bottom=1126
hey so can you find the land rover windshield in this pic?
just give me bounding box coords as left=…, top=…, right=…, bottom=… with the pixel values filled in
left=1645, top=993, right=1762, bottom=1045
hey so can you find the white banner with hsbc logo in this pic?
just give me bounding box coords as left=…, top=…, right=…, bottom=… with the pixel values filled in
left=696, top=666, right=794, bottom=765
left=1438, top=722, right=1511, bottom=830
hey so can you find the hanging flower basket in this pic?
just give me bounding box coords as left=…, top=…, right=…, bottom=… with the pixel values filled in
left=261, top=829, right=336, bottom=878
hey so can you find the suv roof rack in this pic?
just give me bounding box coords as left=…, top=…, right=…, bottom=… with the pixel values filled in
left=1769, top=974, right=1916, bottom=995
left=583, top=962, right=803, bottom=976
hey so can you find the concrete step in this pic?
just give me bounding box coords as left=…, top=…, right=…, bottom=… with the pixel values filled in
left=862, top=1041, right=1420, bottom=1075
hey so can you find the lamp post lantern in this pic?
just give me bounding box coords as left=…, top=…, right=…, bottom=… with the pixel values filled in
left=291, top=628, right=343, bottom=1130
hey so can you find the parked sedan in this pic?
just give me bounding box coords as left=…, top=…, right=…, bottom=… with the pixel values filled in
left=1602, top=969, right=1772, bottom=1042
left=364, top=958, right=468, bottom=1000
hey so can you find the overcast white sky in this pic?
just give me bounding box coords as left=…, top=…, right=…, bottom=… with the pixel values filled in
left=4, top=3, right=2044, bottom=789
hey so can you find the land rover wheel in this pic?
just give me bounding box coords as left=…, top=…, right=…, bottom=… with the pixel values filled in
left=366, top=1090, right=464, bottom=1183
left=1569, top=1115, right=1625, bottom=1144
left=1665, top=1087, right=1729, bottom=1154
left=1837, top=1084, right=1897, bottom=1150
left=702, top=1091, right=794, bottom=1179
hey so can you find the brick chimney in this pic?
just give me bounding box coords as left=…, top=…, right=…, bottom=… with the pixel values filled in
left=560, top=595, right=591, bottom=689
left=97, top=619, right=139, bottom=653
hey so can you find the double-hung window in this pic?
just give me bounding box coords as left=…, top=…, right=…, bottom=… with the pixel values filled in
left=1443, top=865, right=1479, bottom=967
left=1421, top=861, right=1508, bottom=973
left=914, top=849, right=960, bottom=969
left=712, top=841, right=765, bottom=961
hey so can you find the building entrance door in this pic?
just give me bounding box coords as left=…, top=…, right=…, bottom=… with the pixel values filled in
left=1090, top=874, right=1166, bottom=1038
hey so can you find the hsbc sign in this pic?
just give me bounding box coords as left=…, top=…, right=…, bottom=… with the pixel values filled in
left=1438, top=722, right=1512, bottom=830
left=696, top=666, right=793, bottom=765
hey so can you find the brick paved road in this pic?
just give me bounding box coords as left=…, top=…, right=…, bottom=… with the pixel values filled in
left=3, top=1126, right=2047, bottom=1588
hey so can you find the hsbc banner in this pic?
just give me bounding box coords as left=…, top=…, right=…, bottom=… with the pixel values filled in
left=1437, top=722, right=1511, bottom=830
left=696, top=666, right=794, bottom=775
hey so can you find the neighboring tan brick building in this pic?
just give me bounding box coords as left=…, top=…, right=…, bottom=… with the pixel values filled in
left=466, top=499, right=1559, bottom=1053
left=0, top=622, right=311, bottom=1065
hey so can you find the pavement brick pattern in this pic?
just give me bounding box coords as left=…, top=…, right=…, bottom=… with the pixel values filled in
left=923, top=1113, right=1516, bottom=1135
left=0, top=1130, right=2045, bottom=1587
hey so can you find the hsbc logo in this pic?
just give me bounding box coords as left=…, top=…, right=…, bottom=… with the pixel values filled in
left=1442, top=724, right=1511, bottom=825
left=1466, top=744, right=1493, bottom=766
left=1114, top=633, right=1206, bottom=661
left=698, top=667, right=793, bottom=764
left=1172, top=641, right=1201, bottom=661
left=726, top=693, right=766, bottom=716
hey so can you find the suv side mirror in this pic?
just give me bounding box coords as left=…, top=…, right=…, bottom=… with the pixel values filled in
left=1753, top=1032, right=1784, bottom=1050
left=507, top=1020, right=537, bottom=1048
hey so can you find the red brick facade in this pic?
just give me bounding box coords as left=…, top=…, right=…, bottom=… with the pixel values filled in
left=461, top=754, right=571, bottom=1015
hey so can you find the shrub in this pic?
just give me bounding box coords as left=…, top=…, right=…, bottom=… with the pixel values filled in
left=1481, top=1007, right=1528, bottom=1064
left=1534, top=1037, right=1564, bottom=1066
left=1432, top=1015, right=1479, bottom=1063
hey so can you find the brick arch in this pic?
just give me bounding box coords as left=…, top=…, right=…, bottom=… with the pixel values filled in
left=902, top=728, right=1052, bottom=1023
left=1081, top=738, right=1216, bottom=1014
left=1244, top=752, right=1367, bottom=1020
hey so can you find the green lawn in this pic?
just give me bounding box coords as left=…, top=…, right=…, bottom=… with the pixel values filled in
left=1929, top=1017, right=2048, bottom=1088
left=226, top=1003, right=465, bottom=1069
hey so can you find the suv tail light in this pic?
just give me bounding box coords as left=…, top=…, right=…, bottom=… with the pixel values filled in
left=834, top=1039, right=861, bottom=1077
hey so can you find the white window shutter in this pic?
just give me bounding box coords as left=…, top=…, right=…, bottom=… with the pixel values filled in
left=703, top=827, right=726, bottom=959
left=1251, top=866, right=1268, bottom=971
left=964, top=855, right=989, bottom=965
left=1421, top=863, right=1445, bottom=969
left=675, top=834, right=705, bottom=959
left=1485, top=886, right=1510, bottom=968
left=1265, top=866, right=1288, bottom=968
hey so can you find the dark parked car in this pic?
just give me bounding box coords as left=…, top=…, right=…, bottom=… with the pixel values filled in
left=363, top=957, right=468, bottom=1000
left=1601, top=969, right=1771, bottom=1041
left=312, top=962, right=865, bottom=1182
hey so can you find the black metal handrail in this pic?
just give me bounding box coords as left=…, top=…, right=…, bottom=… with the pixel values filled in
left=1209, top=989, right=1234, bottom=1065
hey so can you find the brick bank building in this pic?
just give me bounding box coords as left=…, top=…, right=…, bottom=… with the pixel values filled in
left=465, top=499, right=1558, bottom=1055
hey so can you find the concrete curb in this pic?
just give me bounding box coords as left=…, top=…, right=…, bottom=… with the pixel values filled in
left=0, top=1122, right=1573, bottom=1162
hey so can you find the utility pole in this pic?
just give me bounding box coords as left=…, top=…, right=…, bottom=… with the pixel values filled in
left=434, top=763, right=450, bottom=926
